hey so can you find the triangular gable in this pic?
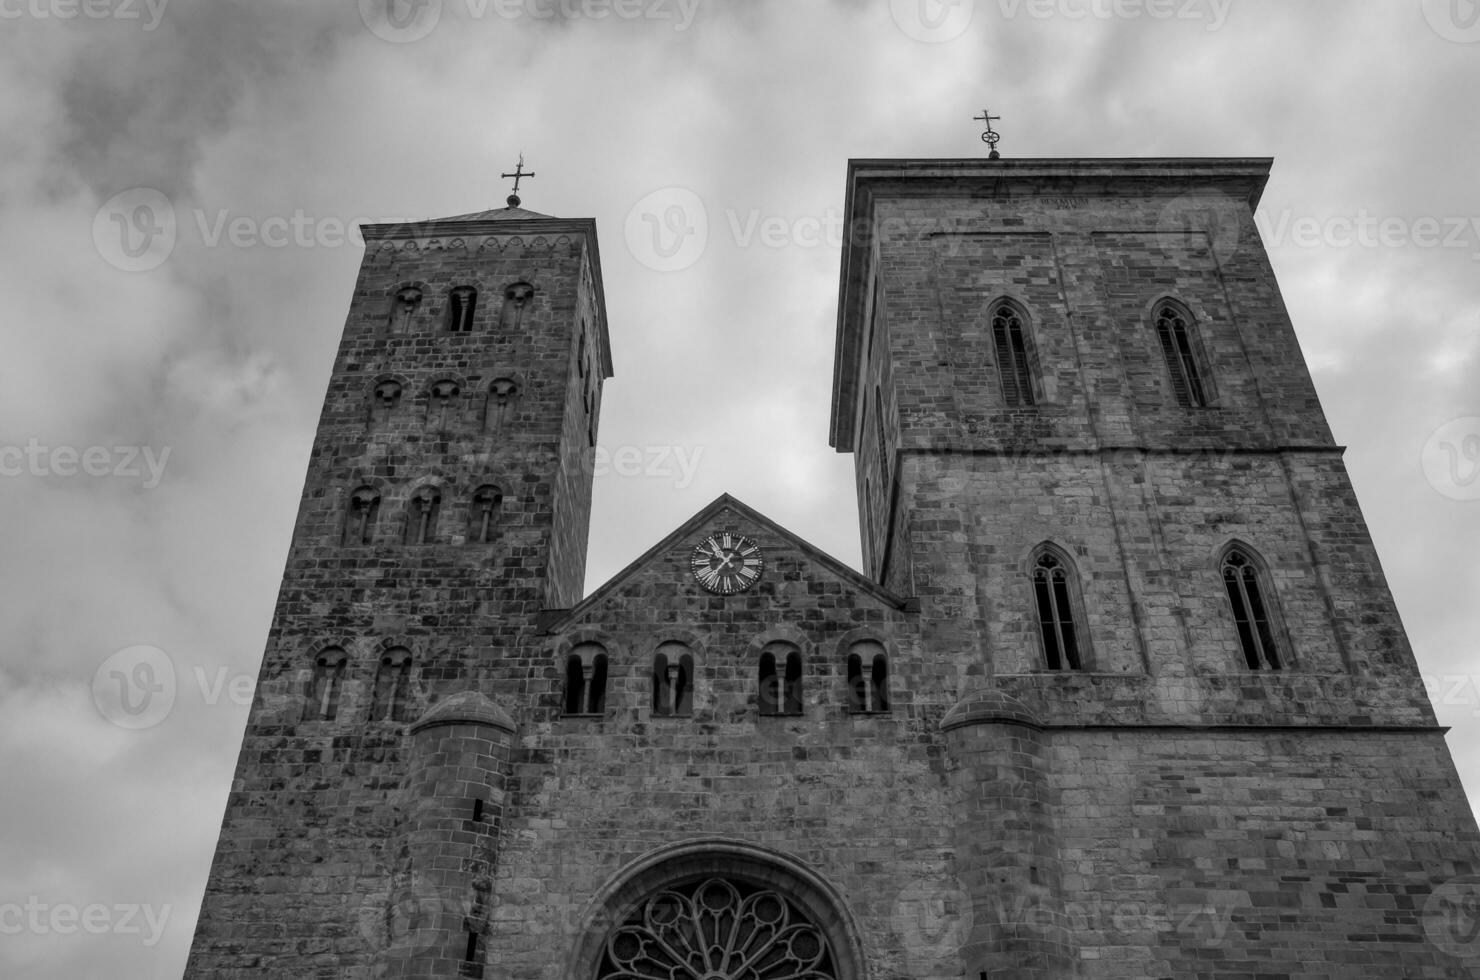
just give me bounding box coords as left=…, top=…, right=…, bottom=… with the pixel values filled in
left=537, top=494, right=911, bottom=633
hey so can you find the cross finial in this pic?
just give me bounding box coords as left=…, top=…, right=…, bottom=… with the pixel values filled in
left=500, top=154, right=537, bottom=208
left=974, top=109, right=1002, bottom=160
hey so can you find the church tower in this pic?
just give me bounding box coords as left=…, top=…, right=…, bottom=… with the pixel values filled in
left=186, top=157, right=1479, bottom=980
left=184, top=195, right=612, bottom=978
left=830, top=157, right=1480, bottom=976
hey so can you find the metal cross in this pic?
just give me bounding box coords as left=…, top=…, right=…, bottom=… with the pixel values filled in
left=500, top=155, right=536, bottom=206
left=974, top=109, right=1002, bottom=158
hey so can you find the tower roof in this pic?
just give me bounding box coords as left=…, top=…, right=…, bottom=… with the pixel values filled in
left=435, top=202, right=558, bottom=222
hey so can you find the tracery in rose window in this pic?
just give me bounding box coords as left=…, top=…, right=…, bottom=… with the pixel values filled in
left=598, top=877, right=837, bottom=980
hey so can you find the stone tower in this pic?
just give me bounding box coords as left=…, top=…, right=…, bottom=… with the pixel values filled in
left=186, top=159, right=1480, bottom=980
left=184, top=199, right=612, bottom=978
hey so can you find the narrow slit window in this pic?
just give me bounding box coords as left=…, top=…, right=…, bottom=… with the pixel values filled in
left=564, top=655, right=586, bottom=714
left=652, top=650, right=671, bottom=717
left=783, top=651, right=803, bottom=716
left=870, top=653, right=889, bottom=712
left=308, top=650, right=347, bottom=721
left=405, top=488, right=441, bottom=545
left=758, top=652, right=779, bottom=716
left=372, top=648, right=412, bottom=722
left=846, top=653, right=866, bottom=712
left=344, top=487, right=380, bottom=546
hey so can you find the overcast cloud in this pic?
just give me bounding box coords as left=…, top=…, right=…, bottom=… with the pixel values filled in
left=1, top=1, right=1478, bottom=977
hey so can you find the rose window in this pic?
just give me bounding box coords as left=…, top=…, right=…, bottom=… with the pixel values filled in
left=598, top=877, right=837, bottom=980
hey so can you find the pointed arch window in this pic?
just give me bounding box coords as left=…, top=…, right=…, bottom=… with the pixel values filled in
left=372, top=647, right=413, bottom=722
left=405, top=487, right=442, bottom=545
left=1032, top=548, right=1085, bottom=671
left=445, top=286, right=477, bottom=333
left=846, top=640, right=890, bottom=713
left=468, top=485, right=502, bottom=544
left=651, top=642, right=694, bottom=718
left=1222, top=548, right=1282, bottom=670
left=308, top=648, right=347, bottom=721
left=1154, top=301, right=1210, bottom=408
left=389, top=285, right=422, bottom=332
left=343, top=487, right=381, bottom=546
left=990, top=300, right=1036, bottom=407
left=564, top=643, right=608, bottom=715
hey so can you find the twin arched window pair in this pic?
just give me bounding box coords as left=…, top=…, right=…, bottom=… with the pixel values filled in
left=343, top=484, right=503, bottom=546
left=1030, top=543, right=1282, bottom=671
left=368, top=378, right=518, bottom=432
left=388, top=281, right=535, bottom=334
left=988, top=298, right=1212, bottom=409
left=306, top=647, right=413, bottom=723
left=561, top=640, right=891, bottom=718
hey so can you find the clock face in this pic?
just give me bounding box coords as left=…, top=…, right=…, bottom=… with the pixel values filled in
left=690, top=533, right=764, bottom=594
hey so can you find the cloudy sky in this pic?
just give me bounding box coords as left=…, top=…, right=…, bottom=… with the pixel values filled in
left=2, top=1, right=1478, bottom=976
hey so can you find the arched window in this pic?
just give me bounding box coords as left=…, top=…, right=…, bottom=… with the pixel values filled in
left=389, top=285, right=422, bottom=332
left=369, top=379, right=402, bottom=427
left=405, top=487, right=441, bottom=545
left=372, top=647, right=413, bottom=722
left=484, top=378, right=518, bottom=432
left=468, top=485, right=502, bottom=545
left=596, top=877, right=838, bottom=980
left=846, top=640, right=889, bottom=713
left=1222, top=547, right=1282, bottom=670
left=499, top=281, right=535, bottom=330
left=427, top=380, right=460, bottom=431
left=308, top=648, right=347, bottom=721
left=990, top=299, right=1036, bottom=407
left=651, top=642, right=694, bottom=718
left=1154, top=301, right=1210, bottom=408
left=1032, top=547, right=1085, bottom=671
left=343, top=487, right=380, bottom=546
left=564, top=643, right=608, bottom=715
left=874, top=384, right=890, bottom=484
left=445, top=286, right=477, bottom=333
left=759, top=642, right=803, bottom=717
